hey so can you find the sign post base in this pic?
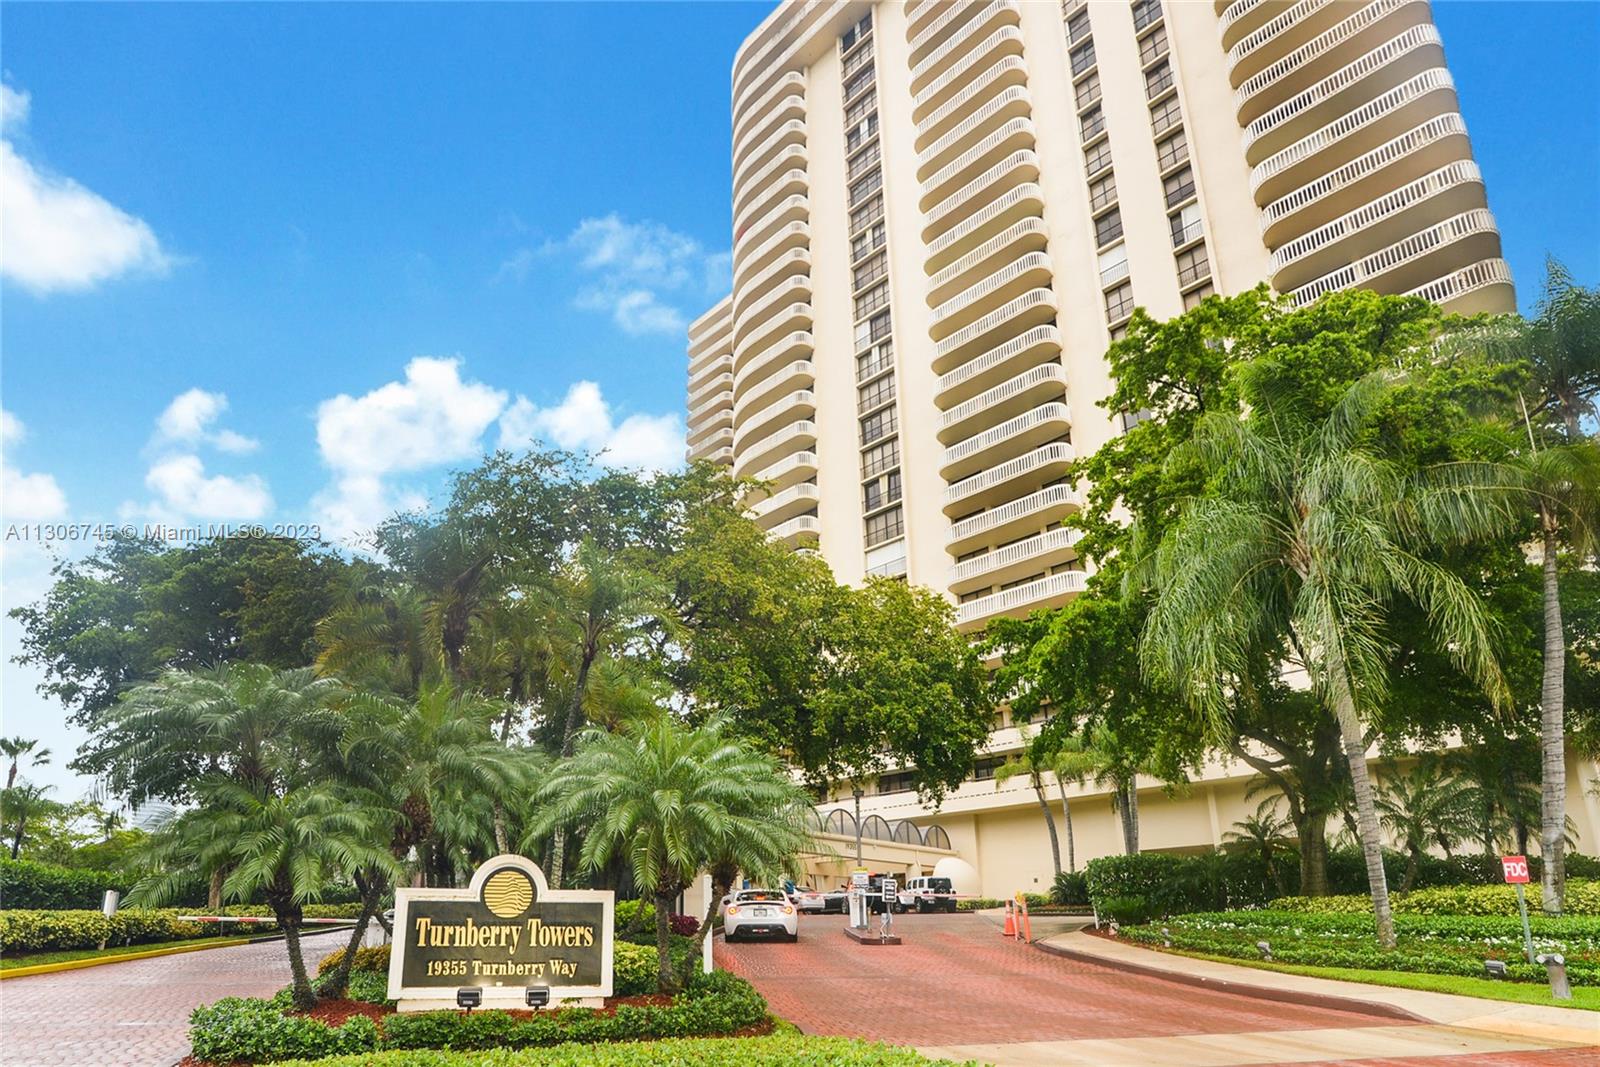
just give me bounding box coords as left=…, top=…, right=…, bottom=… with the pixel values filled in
left=843, top=926, right=901, bottom=946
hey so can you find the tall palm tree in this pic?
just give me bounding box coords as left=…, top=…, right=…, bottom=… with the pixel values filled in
left=1, top=737, right=51, bottom=790
left=1223, top=796, right=1294, bottom=897
left=131, top=779, right=398, bottom=1010
left=533, top=713, right=809, bottom=993
left=1374, top=759, right=1473, bottom=892
left=1140, top=373, right=1510, bottom=947
left=994, top=728, right=1062, bottom=878
left=1064, top=723, right=1146, bottom=856
left=2, top=781, right=61, bottom=859
left=1046, top=737, right=1096, bottom=874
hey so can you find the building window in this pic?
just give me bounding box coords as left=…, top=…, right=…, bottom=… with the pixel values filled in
left=1075, top=69, right=1101, bottom=111
left=1183, top=283, right=1215, bottom=310
left=1094, top=208, right=1124, bottom=248
left=847, top=112, right=879, bottom=153
left=1139, top=24, right=1169, bottom=67
left=840, top=11, right=872, bottom=53
left=1145, top=61, right=1174, bottom=101
left=1155, top=128, right=1188, bottom=172
left=862, top=438, right=899, bottom=478
left=1066, top=9, right=1090, bottom=44
left=1079, top=105, right=1105, bottom=142
left=1084, top=138, right=1113, bottom=177
left=1176, top=244, right=1211, bottom=288
left=854, top=280, right=889, bottom=319
left=849, top=168, right=883, bottom=209
left=863, top=470, right=902, bottom=512
left=1170, top=203, right=1203, bottom=247
left=1070, top=40, right=1096, bottom=77
left=1109, top=323, right=1129, bottom=342
left=844, top=65, right=876, bottom=103
left=876, top=770, right=915, bottom=795
left=1105, top=281, right=1134, bottom=322
left=850, top=194, right=884, bottom=233
left=857, top=339, right=893, bottom=381
left=852, top=222, right=887, bottom=263
left=853, top=250, right=888, bottom=292
left=1163, top=166, right=1196, bottom=208
left=860, top=406, right=898, bottom=446
left=1088, top=172, right=1117, bottom=212
left=856, top=309, right=892, bottom=348
left=971, top=756, right=1005, bottom=781
left=1132, top=0, right=1163, bottom=32
left=848, top=139, right=882, bottom=181
left=858, top=371, right=895, bottom=412
left=1151, top=95, right=1183, bottom=135
left=865, top=505, right=904, bottom=547
left=845, top=90, right=877, bottom=128
left=1098, top=243, right=1129, bottom=288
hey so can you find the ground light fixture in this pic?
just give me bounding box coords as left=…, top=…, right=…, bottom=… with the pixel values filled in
left=456, top=987, right=483, bottom=1011
left=525, top=985, right=551, bottom=1009
left=1483, top=960, right=1509, bottom=980
left=1255, top=940, right=1272, bottom=961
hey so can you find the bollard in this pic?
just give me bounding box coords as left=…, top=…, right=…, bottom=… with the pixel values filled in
left=1161, top=926, right=1172, bottom=948
left=1537, top=953, right=1572, bottom=1000
left=1256, top=940, right=1272, bottom=961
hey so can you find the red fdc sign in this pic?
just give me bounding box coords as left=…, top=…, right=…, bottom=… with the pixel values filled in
left=1501, top=855, right=1531, bottom=884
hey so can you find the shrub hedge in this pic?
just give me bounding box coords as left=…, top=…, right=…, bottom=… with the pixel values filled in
left=955, top=898, right=1003, bottom=911
left=318, top=944, right=393, bottom=976
left=256, top=1034, right=961, bottom=1066
left=0, top=858, right=128, bottom=910
left=1269, top=880, right=1600, bottom=918
left=612, top=941, right=660, bottom=997
left=0, top=904, right=362, bottom=954
left=190, top=997, right=380, bottom=1063
left=1051, top=872, right=1089, bottom=906
left=1119, top=909, right=1600, bottom=986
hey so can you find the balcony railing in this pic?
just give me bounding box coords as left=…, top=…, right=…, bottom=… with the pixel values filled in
left=941, top=361, right=1066, bottom=431
left=946, top=482, right=1080, bottom=546
left=1235, top=0, right=1420, bottom=115
left=747, top=450, right=818, bottom=490
left=769, top=514, right=820, bottom=543
left=1404, top=257, right=1513, bottom=307
left=751, top=481, right=820, bottom=521
left=732, top=119, right=807, bottom=193
left=924, top=155, right=1040, bottom=239
left=921, top=117, right=1036, bottom=205
left=956, top=570, right=1087, bottom=625
left=917, top=57, right=1029, bottom=147
left=933, top=286, right=1057, bottom=369
left=943, top=401, right=1071, bottom=473
left=1171, top=218, right=1205, bottom=248
left=951, top=526, right=1083, bottom=585
left=1288, top=208, right=1498, bottom=306
left=733, top=146, right=807, bottom=221
left=936, top=324, right=1062, bottom=401
left=913, top=26, right=1025, bottom=116
left=1228, top=0, right=1338, bottom=75
left=918, top=86, right=1033, bottom=178
left=911, top=1, right=1020, bottom=89
left=931, top=251, right=1052, bottom=329
left=733, top=420, right=818, bottom=478
left=945, top=441, right=1075, bottom=508
left=929, top=216, right=1049, bottom=300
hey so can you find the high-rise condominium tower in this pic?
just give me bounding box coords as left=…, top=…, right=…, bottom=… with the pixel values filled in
left=688, top=0, right=1511, bottom=629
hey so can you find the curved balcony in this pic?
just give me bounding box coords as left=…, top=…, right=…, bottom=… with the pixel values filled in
left=751, top=481, right=821, bottom=526
left=928, top=217, right=1049, bottom=307
left=910, top=1, right=1021, bottom=94
left=932, top=286, right=1057, bottom=375
left=929, top=251, right=1053, bottom=340
left=692, top=445, right=733, bottom=467
left=734, top=390, right=817, bottom=454
left=687, top=425, right=733, bottom=459
left=1288, top=207, right=1501, bottom=307
left=732, top=71, right=806, bottom=148
left=732, top=95, right=805, bottom=179
left=686, top=398, right=732, bottom=439
left=1250, top=67, right=1456, bottom=205
left=1235, top=0, right=1432, bottom=123
left=916, top=56, right=1029, bottom=151
left=769, top=513, right=821, bottom=547
left=937, top=324, right=1062, bottom=408
left=733, top=223, right=811, bottom=292
left=938, top=362, right=1066, bottom=444
left=734, top=291, right=813, bottom=368
left=913, top=26, right=1026, bottom=119
left=949, top=526, right=1082, bottom=595
left=735, top=359, right=815, bottom=419
left=688, top=295, right=731, bottom=344
left=919, top=117, right=1036, bottom=212
left=1404, top=257, right=1514, bottom=315
left=687, top=356, right=732, bottom=394
left=946, top=482, right=1080, bottom=555
left=916, top=86, right=1033, bottom=181
left=922, top=151, right=1040, bottom=245
left=688, top=372, right=733, bottom=411
left=908, top=0, right=998, bottom=64
left=956, top=570, right=1087, bottom=629
left=734, top=169, right=808, bottom=242
left=731, top=0, right=840, bottom=116
left=1260, top=112, right=1470, bottom=246
left=734, top=310, right=814, bottom=379
left=734, top=251, right=811, bottom=322
left=732, top=119, right=808, bottom=200
left=1269, top=160, right=1484, bottom=291
left=733, top=145, right=807, bottom=221
left=734, top=272, right=811, bottom=346
left=744, top=450, right=819, bottom=495
left=1241, top=25, right=1445, bottom=165
left=943, top=440, right=1075, bottom=515
left=941, top=401, right=1071, bottom=481
left=734, top=194, right=810, bottom=262
left=733, top=328, right=813, bottom=398
left=735, top=419, right=818, bottom=479
left=1218, top=0, right=1286, bottom=53
left=1227, top=0, right=1349, bottom=86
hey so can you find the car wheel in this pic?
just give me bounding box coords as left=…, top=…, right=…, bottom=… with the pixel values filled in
left=786, top=931, right=799, bottom=942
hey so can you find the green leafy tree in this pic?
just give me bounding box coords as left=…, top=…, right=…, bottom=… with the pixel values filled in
left=1, top=736, right=51, bottom=790
left=1139, top=372, right=1511, bottom=948
left=2, top=781, right=63, bottom=859
left=994, top=728, right=1063, bottom=878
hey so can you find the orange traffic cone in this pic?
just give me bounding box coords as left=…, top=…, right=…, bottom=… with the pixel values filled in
left=1001, top=900, right=1016, bottom=938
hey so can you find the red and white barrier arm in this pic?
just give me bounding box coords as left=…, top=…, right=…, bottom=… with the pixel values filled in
left=177, top=915, right=356, bottom=924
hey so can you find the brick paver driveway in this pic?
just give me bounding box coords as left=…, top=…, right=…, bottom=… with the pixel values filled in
left=0, top=930, right=347, bottom=1067
left=714, top=912, right=1387, bottom=1047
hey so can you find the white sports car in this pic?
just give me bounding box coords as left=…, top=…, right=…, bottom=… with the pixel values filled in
left=722, top=888, right=799, bottom=942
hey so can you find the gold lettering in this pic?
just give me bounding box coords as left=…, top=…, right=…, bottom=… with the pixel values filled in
left=414, top=917, right=431, bottom=947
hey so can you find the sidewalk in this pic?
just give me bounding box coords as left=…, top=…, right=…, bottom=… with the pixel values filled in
left=1038, top=929, right=1600, bottom=1048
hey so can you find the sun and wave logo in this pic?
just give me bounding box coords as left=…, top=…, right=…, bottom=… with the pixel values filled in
left=481, top=868, right=536, bottom=919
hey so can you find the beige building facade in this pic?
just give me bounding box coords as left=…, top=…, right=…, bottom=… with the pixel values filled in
left=686, top=0, right=1586, bottom=898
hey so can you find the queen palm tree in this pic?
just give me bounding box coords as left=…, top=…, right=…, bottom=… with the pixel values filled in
left=1140, top=372, right=1510, bottom=948
left=533, top=713, right=810, bottom=993
left=1046, top=737, right=1095, bottom=874
left=1374, top=759, right=1473, bottom=892
left=2, top=781, right=61, bottom=859
left=1, top=737, right=51, bottom=790
left=994, top=728, right=1062, bottom=878
left=131, top=779, right=398, bottom=1010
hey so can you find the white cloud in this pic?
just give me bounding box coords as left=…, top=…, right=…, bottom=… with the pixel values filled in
left=143, top=454, right=272, bottom=519
left=499, top=381, right=684, bottom=472
left=539, top=214, right=728, bottom=337
left=155, top=388, right=259, bottom=454
left=0, top=81, right=172, bottom=295
left=312, top=357, right=508, bottom=541
left=0, top=408, right=68, bottom=521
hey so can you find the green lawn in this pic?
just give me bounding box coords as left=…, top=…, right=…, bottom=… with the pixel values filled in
left=1, top=935, right=246, bottom=971
left=1156, top=946, right=1600, bottom=1011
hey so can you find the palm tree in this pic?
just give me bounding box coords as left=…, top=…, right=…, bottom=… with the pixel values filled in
left=1, top=737, right=51, bottom=790
left=131, top=779, right=398, bottom=1010
left=315, top=582, right=439, bottom=696
left=1374, top=759, right=1473, bottom=892
left=1224, top=796, right=1295, bottom=897
left=994, top=728, right=1063, bottom=878
left=544, top=541, right=662, bottom=888
left=1046, top=737, right=1096, bottom=874
left=1065, top=723, right=1146, bottom=856
left=2, top=781, right=61, bottom=859
left=1140, top=373, right=1510, bottom=948
left=533, top=713, right=809, bottom=993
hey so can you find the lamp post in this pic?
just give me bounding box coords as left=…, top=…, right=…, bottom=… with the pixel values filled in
left=853, top=786, right=864, bottom=865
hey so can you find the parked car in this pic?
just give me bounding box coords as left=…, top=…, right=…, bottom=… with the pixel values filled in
left=723, top=888, right=798, bottom=942
left=897, top=875, right=957, bottom=913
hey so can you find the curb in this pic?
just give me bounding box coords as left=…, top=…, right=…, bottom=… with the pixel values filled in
left=1034, top=937, right=1429, bottom=1024
left=0, top=924, right=354, bottom=981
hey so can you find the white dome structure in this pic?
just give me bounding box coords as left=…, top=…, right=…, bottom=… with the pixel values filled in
left=932, top=856, right=980, bottom=899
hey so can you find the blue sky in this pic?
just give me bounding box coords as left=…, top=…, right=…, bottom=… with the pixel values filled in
left=2, top=1, right=1597, bottom=798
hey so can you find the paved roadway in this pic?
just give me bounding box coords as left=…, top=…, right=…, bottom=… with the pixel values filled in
left=714, top=913, right=1595, bottom=1067
left=0, top=931, right=346, bottom=1067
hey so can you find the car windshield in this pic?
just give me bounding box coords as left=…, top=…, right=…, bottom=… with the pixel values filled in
left=737, top=890, right=786, bottom=902
left=929, top=879, right=952, bottom=890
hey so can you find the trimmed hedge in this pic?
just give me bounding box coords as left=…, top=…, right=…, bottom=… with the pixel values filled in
left=1, top=904, right=362, bottom=954
left=259, top=1034, right=962, bottom=1066
left=191, top=998, right=380, bottom=1063
left=1120, top=909, right=1600, bottom=986
left=0, top=858, right=127, bottom=910
left=318, top=944, right=393, bottom=976
left=955, top=898, right=1004, bottom=911
left=1269, top=880, right=1600, bottom=918
left=612, top=941, right=659, bottom=996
